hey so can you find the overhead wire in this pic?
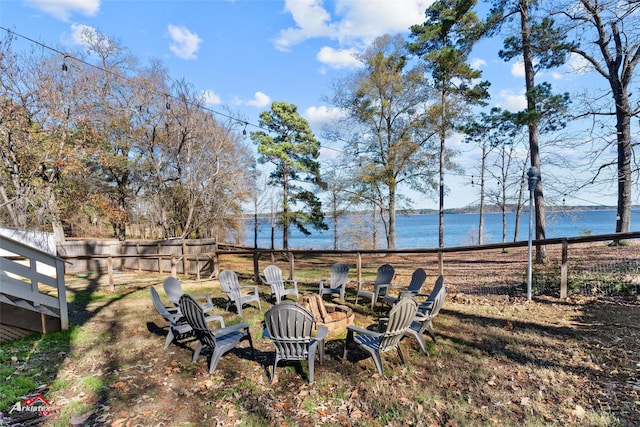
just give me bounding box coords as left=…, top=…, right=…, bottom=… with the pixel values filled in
left=0, top=26, right=347, bottom=153
left=0, top=26, right=550, bottom=185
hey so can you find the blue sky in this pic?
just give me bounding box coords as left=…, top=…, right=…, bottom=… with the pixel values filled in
left=0, top=0, right=623, bottom=209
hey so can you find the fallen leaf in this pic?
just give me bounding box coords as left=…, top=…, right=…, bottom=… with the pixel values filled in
left=572, top=405, right=586, bottom=418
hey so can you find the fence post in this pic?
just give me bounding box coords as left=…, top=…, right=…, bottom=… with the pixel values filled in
left=356, top=252, right=362, bottom=283
left=253, top=251, right=260, bottom=283
left=196, top=255, right=201, bottom=281
left=182, top=242, right=188, bottom=275
left=171, top=255, right=178, bottom=277
left=157, top=243, right=162, bottom=274
left=212, top=249, right=219, bottom=279
left=288, top=252, right=295, bottom=280
left=560, top=239, right=568, bottom=299
left=136, top=243, right=141, bottom=273
left=108, top=256, right=114, bottom=291
left=56, top=258, right=69, bottom=330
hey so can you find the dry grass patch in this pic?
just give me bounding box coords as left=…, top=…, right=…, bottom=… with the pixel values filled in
left=1, top=273, right=639, bottom=426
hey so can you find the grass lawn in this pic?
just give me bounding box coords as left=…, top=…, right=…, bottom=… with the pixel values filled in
left=1, top=270, right=639, bottom=426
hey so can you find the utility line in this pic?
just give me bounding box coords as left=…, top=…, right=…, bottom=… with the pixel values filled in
left=0, top=26, right=346, bottom=153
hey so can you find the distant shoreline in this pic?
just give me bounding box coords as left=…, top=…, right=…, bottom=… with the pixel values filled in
left=402, top=205, right=622, bottom=215
left=249, top=205, right=625, bottom=220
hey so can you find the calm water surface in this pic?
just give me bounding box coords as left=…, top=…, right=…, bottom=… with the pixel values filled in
left=243, top=209, right=638, bottom=249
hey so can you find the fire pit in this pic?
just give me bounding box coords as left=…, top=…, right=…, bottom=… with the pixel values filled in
left=299, top=294, right=355, bottom=339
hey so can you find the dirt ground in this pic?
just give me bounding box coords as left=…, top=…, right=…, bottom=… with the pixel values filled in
left=4, top=246, right=640, bottom=426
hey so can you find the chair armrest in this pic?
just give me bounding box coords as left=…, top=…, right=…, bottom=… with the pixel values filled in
left=239, top=285, right=259, bottom=293
left=347, top=325, right=382, bottom=338
left=205, top=314, right=226, bottom=329
left=213, top=322, right=250, bottom=337
left=417, top=301, right=434, bottom=312
left=167, top=312, right=184, bottom=323
left=315, top=325, right=329, bottom=341
left=415, top=311, right=433, bottom=321
left=191, top=292, right=214, bottom=307
left=356, top=280, right=374, bottom=291
left=376, top=283, right=391, bottom=291
left=376, top=318, right=389, bottom=332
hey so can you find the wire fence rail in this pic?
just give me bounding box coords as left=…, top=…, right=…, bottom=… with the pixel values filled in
left=57, top=232, right=640, bottom=298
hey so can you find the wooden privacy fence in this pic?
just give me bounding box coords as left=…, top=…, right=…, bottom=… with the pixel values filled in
left=58, top=232, right=640, bottom=298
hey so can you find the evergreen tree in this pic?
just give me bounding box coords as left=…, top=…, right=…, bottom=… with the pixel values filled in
left=251, top=101, right=327, bottom=249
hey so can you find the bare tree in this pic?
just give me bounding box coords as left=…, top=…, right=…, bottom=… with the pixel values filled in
left=557, top=0, right=640, bottom=238
left=328, top=34, right=439, bottom=249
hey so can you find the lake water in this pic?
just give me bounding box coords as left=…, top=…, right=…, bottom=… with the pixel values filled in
left=243, top=209, right=638, bottom=249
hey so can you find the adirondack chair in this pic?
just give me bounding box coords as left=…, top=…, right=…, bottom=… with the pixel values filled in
left=162, top=276, right=216, bottom=317
left=383, top=268, right=428, bottom=306
left=178, top=294, right=255, bottom=374
left=218, top=270, right=261, bottom=316
left=355, top=263, right=395, bottom=309
left=343, top=296, right=418, bottom=377
left=319, top=262, right=350, bottom=303
left=263, top=302, right=328, bottom=383
left=150, top=286, right=225, bottom=350
left=263, top=265, right=299, bottom=304
left=404, top=275, right=446, bottom=353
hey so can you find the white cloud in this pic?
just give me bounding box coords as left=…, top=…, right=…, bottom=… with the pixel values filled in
left=202, top=89, right=222, bottom=105
left=68, top=24, right=98, bottom=47
left=25, top=0, right=100, bottom=21
left=245, top=92, right=272, bottom=108
left=332, top=0, right=431, bottom=41
left=316, top=46, right=361, bottom=69
left=274, top=0, right=431, bottom=50
left=510, top=58, right=525, bottom=78
left=304, top=105, right=346, bottom=126
left=167, top=24, right=202, bottom=60
left=565, top=52, right=593, bottom=75
left=470, top=58, right=487, bottom=69
left=496, top=89, right=526, bottom=112
left=274, top=0, right=333, bottom=51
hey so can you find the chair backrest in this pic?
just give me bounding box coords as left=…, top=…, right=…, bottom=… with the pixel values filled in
left=263, top=303, right=314, bottom=360
left=407, top=268, right=427, bottom=292
left=163, top=276, right=183, bottom=306
left=150, top=286, right=171, bottom=321
left=379, top=297, right=417, bottom=351
left=179, top=294, right=216, bottom=349
left=426, top=275, right=446, bottom=318
left=375, top=263, right=395, bottom=286
left=329, top=263, right=350, bottom=288
left=264, top=265, right=284, bottom=290
left=219, top=269, right=241, bottom=301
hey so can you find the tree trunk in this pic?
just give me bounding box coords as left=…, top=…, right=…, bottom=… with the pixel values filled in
left=478, top=143, right=486, bottom=245
left=520, top=0, right=547, bottom=262
left=614, top=99, right=632, bottom=236
left=282, top=163, right=289, bottom=250
left=388, top=184, right=396, bottom=249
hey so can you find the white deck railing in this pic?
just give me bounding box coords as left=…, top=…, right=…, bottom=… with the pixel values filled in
left=0, top=235, right=68, bottom=330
